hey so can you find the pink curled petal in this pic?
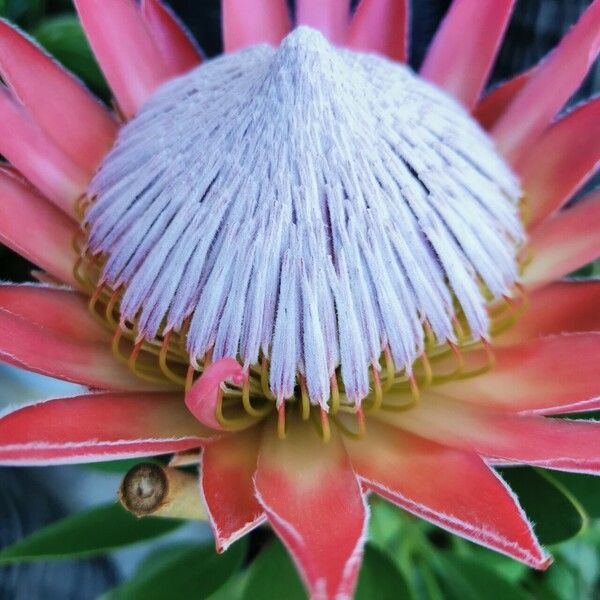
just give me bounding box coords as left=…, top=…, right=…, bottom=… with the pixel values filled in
left=519, top=97, right=600, bottom=227
left=523, top=190, right=600, bottom=289
left=222, top=0, right=291, bottom=52
left=0, top=19, right=117, bottom=175
left=347, top=419, right=550, bottom=569
left=474, top=69, right=534, bottom=130
left=0, top=167, right=79, bottom=286
left=0, top=86, right=88, bottom=213
left=346, top=0, right=408, bottom=62
left=141, top=0, right=202, bottom=75
left=185, top=358, right=247, bottom=430
left=492, top=0, right=600, bottom=165
left=74, top=0, right=172, bottom=118
left=420, top=0, right=515, bottom=109
left=296, top=0, right=350, bottom=43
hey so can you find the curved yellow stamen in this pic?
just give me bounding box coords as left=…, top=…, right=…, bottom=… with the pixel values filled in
left=261, top=355, right=276, bottom=400
left=215, top=388, right=263, bottom=431
left=241, top=378, right=273, bottom=418
left=420, top=352, right=433, bottom=387
left=366, top=366, right=383, bottom=413
left=105, top=289, right=121, bottom=330
left=158, top=331, right=187, bottom=385
left=111, top=327, right=127, bottom=364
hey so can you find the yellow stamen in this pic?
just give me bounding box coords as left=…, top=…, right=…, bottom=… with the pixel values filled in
left=320, top=408, right=331, bottom=443
left=356, top=406, right=367, bottom=438
left=420, top=352, right=433, bottom=386
left=242, top=377, right=272, bottom=418
left=261, top=355, right=275, bottom=400
left=299, top=376, right=310, bottom=420
left=383, top=346, right=395, bottom=392
left=111, top=328, right=128, bottom=364
left=277, top=403, right=286, bottom=440
left=330, top=375, right=340, bottom=415
left=159, top=331, right=187, bottom=385
left=409, top=373, right=420, bottom=402
left=366, top=366, right=383, bottom=413
left=185, top=365, right=195, bottom=393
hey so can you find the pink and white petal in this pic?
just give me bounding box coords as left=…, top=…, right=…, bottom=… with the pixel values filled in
left=185, top=358, right=248, bottom=431
left=0, top=87, right=87, bottom=211
left=492, top=0, right=600, bottom=165
left=346, top=420, right=549, bottom=568
left=222, top=0, right=291, bottom=52
left=0, top=284, right=110, bottom=343
left=0, top=391, right=210, bottom=465
left=435, top=333, right=600, bottom=415
left=499, top=281, right=600, bottom=343
left=254, top=418, right=367, bottom=599
left=420, top=0, right=515, bottom=109
left=523, top=190, right=600, bottom=289
left=381, top=392, right=600, bottom=474
left=474, top=69, right=534, bottom=130
left=519, top=97, right=600, bottom=227
left=141, top=0, right=202, bottom=74
left=0, top=168, right=79, bottom=285
left=0, top=19, right=117, bottom=175
left=0, top=292, right=169, bottom=392
left=296, top=0, right=350, bottom=43
left=346, top=0, right=408, bottom=62
left=74, top=0, right=171, bottom=118
left=200, top=428, right=265, bottom=552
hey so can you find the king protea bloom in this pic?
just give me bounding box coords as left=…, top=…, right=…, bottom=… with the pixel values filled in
left=0, top=0, right=599, bottom=597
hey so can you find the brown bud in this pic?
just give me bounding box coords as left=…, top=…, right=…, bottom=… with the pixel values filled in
left=119, top=462, right=206, bottom=521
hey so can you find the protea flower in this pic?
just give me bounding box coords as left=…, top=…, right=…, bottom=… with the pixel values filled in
left=0, top=0, right=599, bottom=597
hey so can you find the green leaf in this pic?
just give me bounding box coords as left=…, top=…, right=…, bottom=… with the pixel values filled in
left=499, top=467, right=585, bottom=545
left=0, top=503, right=182, bottom=563
left=207, top=571, right=250, bottom=600
left=449, top=537, right=528, bottom=584
left=570, top=259, right=600, bottom=279
left=104, top=539, right=247, bottom=600
left=432, top=554, right=531, bottom=600
left=355, top=544, right=413, bottom=600
left=549, top=471, right=600, bottom=519
left=0, top=0, right=45, bottom=26
left=242, top=540, right=306, bottom=600
left=242, top=538, right=413, bottom=600
left=368, top=496, right=407, bottom=550
left=32, top=15, right=109, bottom=98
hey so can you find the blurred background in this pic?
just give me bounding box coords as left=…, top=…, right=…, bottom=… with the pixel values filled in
left=0, top=1, right=599, bottom=598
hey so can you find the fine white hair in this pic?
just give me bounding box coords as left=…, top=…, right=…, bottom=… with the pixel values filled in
left=86, top=27, right=523, bottom=408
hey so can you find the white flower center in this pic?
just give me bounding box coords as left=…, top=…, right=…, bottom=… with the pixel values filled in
left=84, top=26, right=523, bottom=408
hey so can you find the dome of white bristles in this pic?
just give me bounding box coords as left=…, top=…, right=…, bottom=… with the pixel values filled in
left=85, top=26, right=523, bottom=408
